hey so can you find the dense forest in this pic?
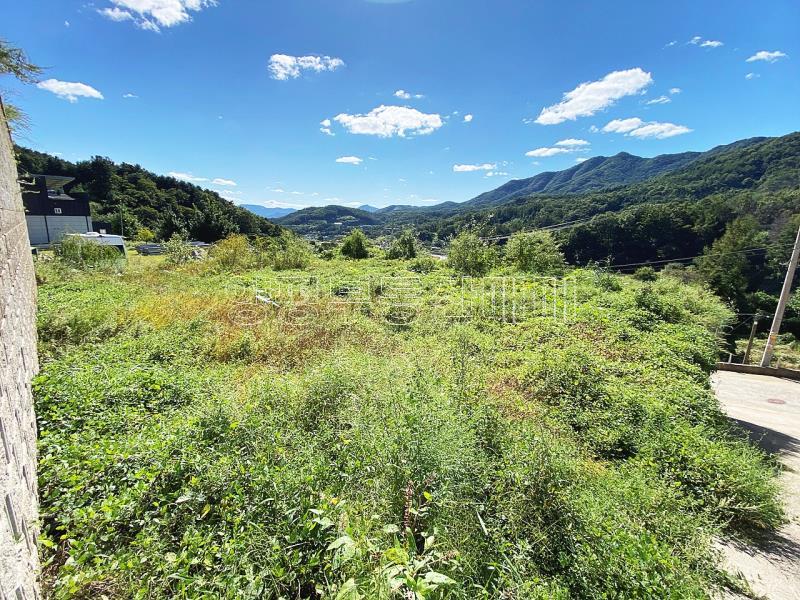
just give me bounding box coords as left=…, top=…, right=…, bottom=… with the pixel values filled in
left=14, top=146, right=282, bottom=242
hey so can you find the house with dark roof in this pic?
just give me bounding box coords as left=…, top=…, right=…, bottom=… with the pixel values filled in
left=21, top=175, right=93, bottom=247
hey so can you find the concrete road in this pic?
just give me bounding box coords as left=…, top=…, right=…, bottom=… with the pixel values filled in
left=712, top=371, right=800, bottom=599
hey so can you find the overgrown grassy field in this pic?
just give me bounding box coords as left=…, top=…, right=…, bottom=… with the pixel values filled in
left=35, top=252, right=783, bottom=599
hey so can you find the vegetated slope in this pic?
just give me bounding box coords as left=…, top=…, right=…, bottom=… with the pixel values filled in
left=14, top=146, right=282, bottom=242
left=406, top=131, right=800, bottom=240
left=35, top=254, right=781, bottom=598
left=276, top=204, right=380, bottom=237
left=241, top=204, right=297, bottom=219
left=379, top=136, right=768, bottom=219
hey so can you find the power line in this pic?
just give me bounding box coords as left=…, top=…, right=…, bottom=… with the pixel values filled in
left=594, top=242, right=794, bottom=272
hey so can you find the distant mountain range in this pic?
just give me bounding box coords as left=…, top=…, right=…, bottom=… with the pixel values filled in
left=272, top=132, right=798, bottom=241
left=240, top=204, right=297, bottom=219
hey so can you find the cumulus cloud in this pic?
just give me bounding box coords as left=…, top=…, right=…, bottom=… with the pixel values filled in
left=98, top=0, right=216, bottom=31
left=336, top=156, right=363, bottom=165
left=394, top=89, right=424, bottom=100
left=463, top=114, right=473, bottom=123
left=212, top=178, right=237, bottom=186
left=525, top=139, right=590, bottom=158
left=453, top=163, right=496, bottom=172
left=575, top=157, right=589, bottom=164
left=332, top=105, right=443, bottom=138
left=628, top=122, right=692, bottom=139
left=669, top=87, right=681, bottom=94
left=320, top=118, right=334, bottom=136
left=602, top=117, right=645, bottom=133
left=485, top=171, right=509, bottom=177
left=269, top=54, right=345, bottom=80
left=533, top=68, right=652, bottom=125
left=646, top=95, right=671, bottom=105
left=122, top=92, right=138, bottom=98
left=37, top=79, right=104, bottom=103
left=700, top=40, right=723, bottom=48
left=555, top=138, right=589, bottom=147
left=99, top=7, right=133, bottom=21
left=746, top=50, right=787, bottom=63
left=603, top=117, right=691, bottom=139
left=525, top=147, right=570, bottom=158
left=168, top=172, right=208, bottom=182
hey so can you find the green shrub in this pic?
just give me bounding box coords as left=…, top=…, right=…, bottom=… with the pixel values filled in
left=54, top=236, right=122, bottom=270
left=447, top=231, right=496, bottom=276
left=633, top=266, right=658, bottom=281
left=386, top=229, right=418, bottom=260
left=163, top=234, right=194, bottom=265
left=504, top=230, right=566, bottom=275
left=340, top=228, right=369, bottom=259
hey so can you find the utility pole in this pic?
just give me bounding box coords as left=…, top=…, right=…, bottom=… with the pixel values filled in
left=760, top=224, right=800, bottom=367
left=743, top=315, right=760, bottom=364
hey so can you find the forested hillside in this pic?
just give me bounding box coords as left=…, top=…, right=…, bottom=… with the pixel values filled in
left=276, top=204, right=380, bottom=238
left=14, top=147, right=282, bottom=242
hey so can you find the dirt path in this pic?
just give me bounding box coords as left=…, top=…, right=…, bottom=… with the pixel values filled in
left=712, top=371, right=800, bottom=599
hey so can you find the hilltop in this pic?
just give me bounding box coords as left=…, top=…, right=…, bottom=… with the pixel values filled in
left=14, top=146, right=282, bottom=242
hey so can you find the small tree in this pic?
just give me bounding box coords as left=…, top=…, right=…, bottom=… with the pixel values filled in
left=163, top=234, right=194, bottom=266
left=448, top=231, right=495, bottom=276
left=340, top=228, right=369, bottom=260
left=505, top=231, right=566, bottom=275
left=386, top=229, right=418, bottom=260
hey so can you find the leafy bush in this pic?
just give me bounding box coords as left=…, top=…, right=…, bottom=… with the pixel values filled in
left=340, top=228, right=369, bottom=259
left=633, top=266, right=658, bottom=281
left=54, top=236, right=122, bottom=270
left=209, top=234, right=254, bottom=272
left=447, top=231, right=496, bottom=276
left=163, top=234, right=195, bottom=266
left=505, top=230, right=566, bottom=275
left=253, top=232, right=313, bottom=270
left=386, top=229, right=418, bottom=260
left=408, top=255, right=439, bottom=274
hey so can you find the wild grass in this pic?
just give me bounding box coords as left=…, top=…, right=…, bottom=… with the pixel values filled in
left=34, top=250, right=782, bottom=599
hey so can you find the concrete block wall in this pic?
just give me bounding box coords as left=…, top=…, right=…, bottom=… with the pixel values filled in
left=0, top=105, right=41, bottom=598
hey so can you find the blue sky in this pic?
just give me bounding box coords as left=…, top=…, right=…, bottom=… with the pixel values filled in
left=4, top=0, right=799, bottom=210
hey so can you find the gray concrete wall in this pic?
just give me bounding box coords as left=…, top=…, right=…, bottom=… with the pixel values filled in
left=0, top=105, right=41, bottom=597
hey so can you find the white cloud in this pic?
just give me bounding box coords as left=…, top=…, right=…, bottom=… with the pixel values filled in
left=602, top=117, right=644, bottom=133
left=555, top=138, right=589, bottom=147
left=320, top=118, right=334, bottom=136
left=646, top=95, right=671, bottom=105
left=485, top=171, right=509, bottom=177
left=745, top=72, right=760, bottom=80
left=336, top=156, right=363, bottom=165
left=689, top=36, right=703, bottom=45
left=534, top=68, right=652, bottom=125
left=525, top=147, right=570, bottom=157
left=269, top=188, right=286, bottom=193
left=603, top=117, right=692, bottom=139
left=98, top=0, right=215, bottom=30
left=122, top=92, right=138, bottom=98
left=669, top=87, right=681, bottom=94
left=333, top=105, right=443, bottom=138
left=64, top=20, right=70, bottom=27
left=37, top=79, right=104, bottom=103
left=394, top=89, right=424, bottom=100
left=99, top=7, right=133, bottom=21
left=575, top=157, right=589, bottom=164
left=212, top=178, right=237, bottom=186
left=700, top=40, right=723, bottom=48
left=168, top=172, right=208, bottom=182
left=664, top=40, right=677, bottom=48
left=269, top=54, right=345, bottom=80
left=453, top=163, right=496, bottom=172
left=746, top=50, right=787, bottom=63
left=628, top=122, right=692, bottom=139
left=463, top=114, right=473, bottom=123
